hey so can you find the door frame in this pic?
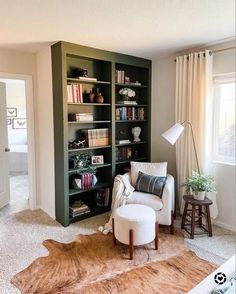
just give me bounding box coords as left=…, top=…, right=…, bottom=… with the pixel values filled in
left=0, top=72, right=37, bottom=210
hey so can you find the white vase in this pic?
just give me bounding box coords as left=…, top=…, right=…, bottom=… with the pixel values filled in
left=193, top=191, right=206, bottom=201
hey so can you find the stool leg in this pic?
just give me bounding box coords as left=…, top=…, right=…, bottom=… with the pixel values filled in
left=191, top=205, right=196, bottom=239
left=199, top=205, right=202, bottom=228
left=206, top=206, right=213, bottom=237
left=129, top=229, right=134, bottom=260
left=155, top=222, right=159, bottom=250
left=181, top=201, right=188, bottom=229
left=112, top=218, right=116, bottom=246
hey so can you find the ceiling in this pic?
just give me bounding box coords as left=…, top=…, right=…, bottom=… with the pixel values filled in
left=0, top=0, right=235, bottom=58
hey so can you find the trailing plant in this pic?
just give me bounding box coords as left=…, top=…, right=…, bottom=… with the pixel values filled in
left=182, top=171, right=216, bottom=193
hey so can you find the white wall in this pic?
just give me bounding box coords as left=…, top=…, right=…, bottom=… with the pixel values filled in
left=151, top=55, right=176, bottom=177
left=36, top=47, right=55, bottom=218
left=151, top=41, right=236, bottom=231
left=5, top=80, right=27, bottom=145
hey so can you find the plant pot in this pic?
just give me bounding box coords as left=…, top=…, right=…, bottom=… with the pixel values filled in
left=193, top=191, right=206, bottom=201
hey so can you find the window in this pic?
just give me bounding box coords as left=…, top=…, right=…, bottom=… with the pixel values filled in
left=213, top=73, right=235, bottom=164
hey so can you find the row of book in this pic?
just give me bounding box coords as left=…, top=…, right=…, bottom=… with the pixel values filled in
left=115, top=70, right=125, bottom=84
left=69, top=200, right=90, bottom=218
left=95, top=188, right=110, bottom=207
left=115, top=107, right=145, bottom=121
left=67, top=84, right=83, bottom=103
left=81, top=128, right=109, bottom=147
left=73, top=173, right=97, bottom=190
left=115, top=147, right=132, bottom=162
left=68, top=113, right=94, bottom=122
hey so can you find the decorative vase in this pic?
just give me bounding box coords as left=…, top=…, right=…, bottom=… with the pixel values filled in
left=123, top=95, right=130, bottom=102
left=95, top=89, right=104, bottom=103
left=193, top=191, right=206, bottom=201
left=88, top=90, right=95, bottom=103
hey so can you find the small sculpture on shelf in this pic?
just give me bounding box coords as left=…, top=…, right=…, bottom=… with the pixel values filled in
left=68, top=139, right=86, bottom=150
left=88, top=90, right=95, bottom=103
left=69, top=153, right=96, bottom=174
left=132, top=126, right=141, bottom=142
left=95, top=88, right=104, bottom=103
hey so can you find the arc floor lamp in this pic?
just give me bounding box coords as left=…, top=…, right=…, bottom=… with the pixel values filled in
left=161, top=122, right=201, bottom=174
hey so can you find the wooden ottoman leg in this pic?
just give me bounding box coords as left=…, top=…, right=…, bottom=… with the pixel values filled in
left=129, top=229, right=134, bottom=260
left=112, top=218, right=116, bottom=246
left=155, top=221, right=159, bottom=250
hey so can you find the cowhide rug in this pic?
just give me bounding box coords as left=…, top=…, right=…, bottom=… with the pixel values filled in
left=11, top=229, right=217, bottom=293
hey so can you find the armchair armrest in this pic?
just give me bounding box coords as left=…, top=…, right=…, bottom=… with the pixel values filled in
left=162, top=174, right=175, bottom=212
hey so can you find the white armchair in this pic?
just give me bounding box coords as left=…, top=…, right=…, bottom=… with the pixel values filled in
left=123, top=170, right=175, bottom=234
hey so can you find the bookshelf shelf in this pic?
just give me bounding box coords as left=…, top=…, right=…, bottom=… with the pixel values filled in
left=68, top=145, right=111, bottom=152
left=68, top=120, right=111, bottom=124
left=70, top=206, right=110, bottom=223
left=68, top=163, right=111, bottom=174
left=115, top=104, right=148, bottom=107
left=116, top=120, right=147, bottom=123
left=67, top=103, right=111, bottom=106
left=115, top=83, right=148, bottom=88
left=69, top=182, right=110, bottom=196
left=67, top=78, right=111, bottom=85
left=116, top=157, right=147, bottom=165
left=115, top=141, right=147, bottom=147
left=52, top=41, right=151, bottom=227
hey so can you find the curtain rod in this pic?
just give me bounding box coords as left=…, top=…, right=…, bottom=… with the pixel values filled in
left=174, top=46, right=236, bottom=62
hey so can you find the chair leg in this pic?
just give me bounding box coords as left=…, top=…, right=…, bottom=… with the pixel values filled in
left=155, top=221, right=159, bottom=250
left=170, top=210, right=174, bottom=234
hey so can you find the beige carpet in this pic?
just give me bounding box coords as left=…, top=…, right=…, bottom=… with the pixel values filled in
left=11, top=231, right=217, bottom=294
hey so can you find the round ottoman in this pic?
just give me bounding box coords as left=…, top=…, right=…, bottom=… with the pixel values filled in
left=112, top=204, right=158, bottom=259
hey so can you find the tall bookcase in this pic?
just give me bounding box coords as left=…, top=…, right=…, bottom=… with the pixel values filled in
left=51, top=41, right=151, bottom=226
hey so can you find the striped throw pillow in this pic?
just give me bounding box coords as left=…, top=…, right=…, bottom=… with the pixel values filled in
left=135, top=171, right=167, bottom=198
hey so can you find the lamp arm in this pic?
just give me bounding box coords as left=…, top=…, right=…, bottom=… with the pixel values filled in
left=181, top=121, right=201, bottom=174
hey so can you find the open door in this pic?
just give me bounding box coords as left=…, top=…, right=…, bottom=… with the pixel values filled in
left=0, top=82, right=10, bottom=208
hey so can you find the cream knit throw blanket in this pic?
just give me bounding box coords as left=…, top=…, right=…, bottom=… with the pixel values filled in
left=99, top=173, right=134, bottom=234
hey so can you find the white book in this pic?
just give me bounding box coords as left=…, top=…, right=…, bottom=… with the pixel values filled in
left=78, top=77, right=97, bottom=81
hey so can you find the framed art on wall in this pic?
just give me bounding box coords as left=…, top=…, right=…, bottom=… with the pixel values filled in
left=7, top=107, right=17, bottom=117
left=12, top=118, right=27, bottom=129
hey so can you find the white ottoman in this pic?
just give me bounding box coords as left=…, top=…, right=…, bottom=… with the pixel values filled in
left=112, top=204, right=158, bottom=259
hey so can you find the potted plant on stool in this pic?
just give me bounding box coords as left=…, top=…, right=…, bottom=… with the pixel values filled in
left=183, top=171, right=216, bottom=200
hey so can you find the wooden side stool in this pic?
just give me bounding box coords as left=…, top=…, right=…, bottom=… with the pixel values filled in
left=181, top=195, right=213, bottom=239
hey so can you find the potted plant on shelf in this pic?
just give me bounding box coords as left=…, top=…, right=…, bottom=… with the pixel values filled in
left=182, top=171, right=216, bottom=200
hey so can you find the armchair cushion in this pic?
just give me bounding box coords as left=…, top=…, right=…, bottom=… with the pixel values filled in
left=130, top=161, right=167, bottom=186
left=135, top=171, right=167, bottom=198
left=126, top=191, right=163, bottom=211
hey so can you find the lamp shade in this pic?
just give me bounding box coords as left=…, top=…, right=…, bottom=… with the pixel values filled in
left=162, top=123, right=184, bottom=145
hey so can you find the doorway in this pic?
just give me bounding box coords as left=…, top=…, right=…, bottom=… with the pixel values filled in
left=0, top=74, right=36, bottom=212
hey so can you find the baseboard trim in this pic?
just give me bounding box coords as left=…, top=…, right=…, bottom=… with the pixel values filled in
left=213, top=220, right=236, bottom=232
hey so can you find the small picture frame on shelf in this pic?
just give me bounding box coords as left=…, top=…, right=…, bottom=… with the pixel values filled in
left=91, top=155, right=104, bottom=165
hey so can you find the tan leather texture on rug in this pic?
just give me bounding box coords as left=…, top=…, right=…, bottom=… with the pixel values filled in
left=11, top=229, right=217, bottom=293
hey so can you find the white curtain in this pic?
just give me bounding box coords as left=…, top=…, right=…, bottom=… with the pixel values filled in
left=175, top=50, right=217, bottom=216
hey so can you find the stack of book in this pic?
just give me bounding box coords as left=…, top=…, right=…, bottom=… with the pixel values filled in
left=67, top=84, right=83, bottom=103
left=73, top=173, right=97, bottom=190
left=95, top=188, right=110, bottom=207
left=117, top=101, right=137, bottom=105
left=70, top=200, right=90, bottom=218
left=78, top=77, right=97, bottom=82
left=68, top=113, right=94, bottom=122
left=81, top=128, right=109, bottom=147
left=115, top=70, right=125, bottom=84
left=115, top=147, right=132, bottom=162
left=115, top=107, right=145, bottom=121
